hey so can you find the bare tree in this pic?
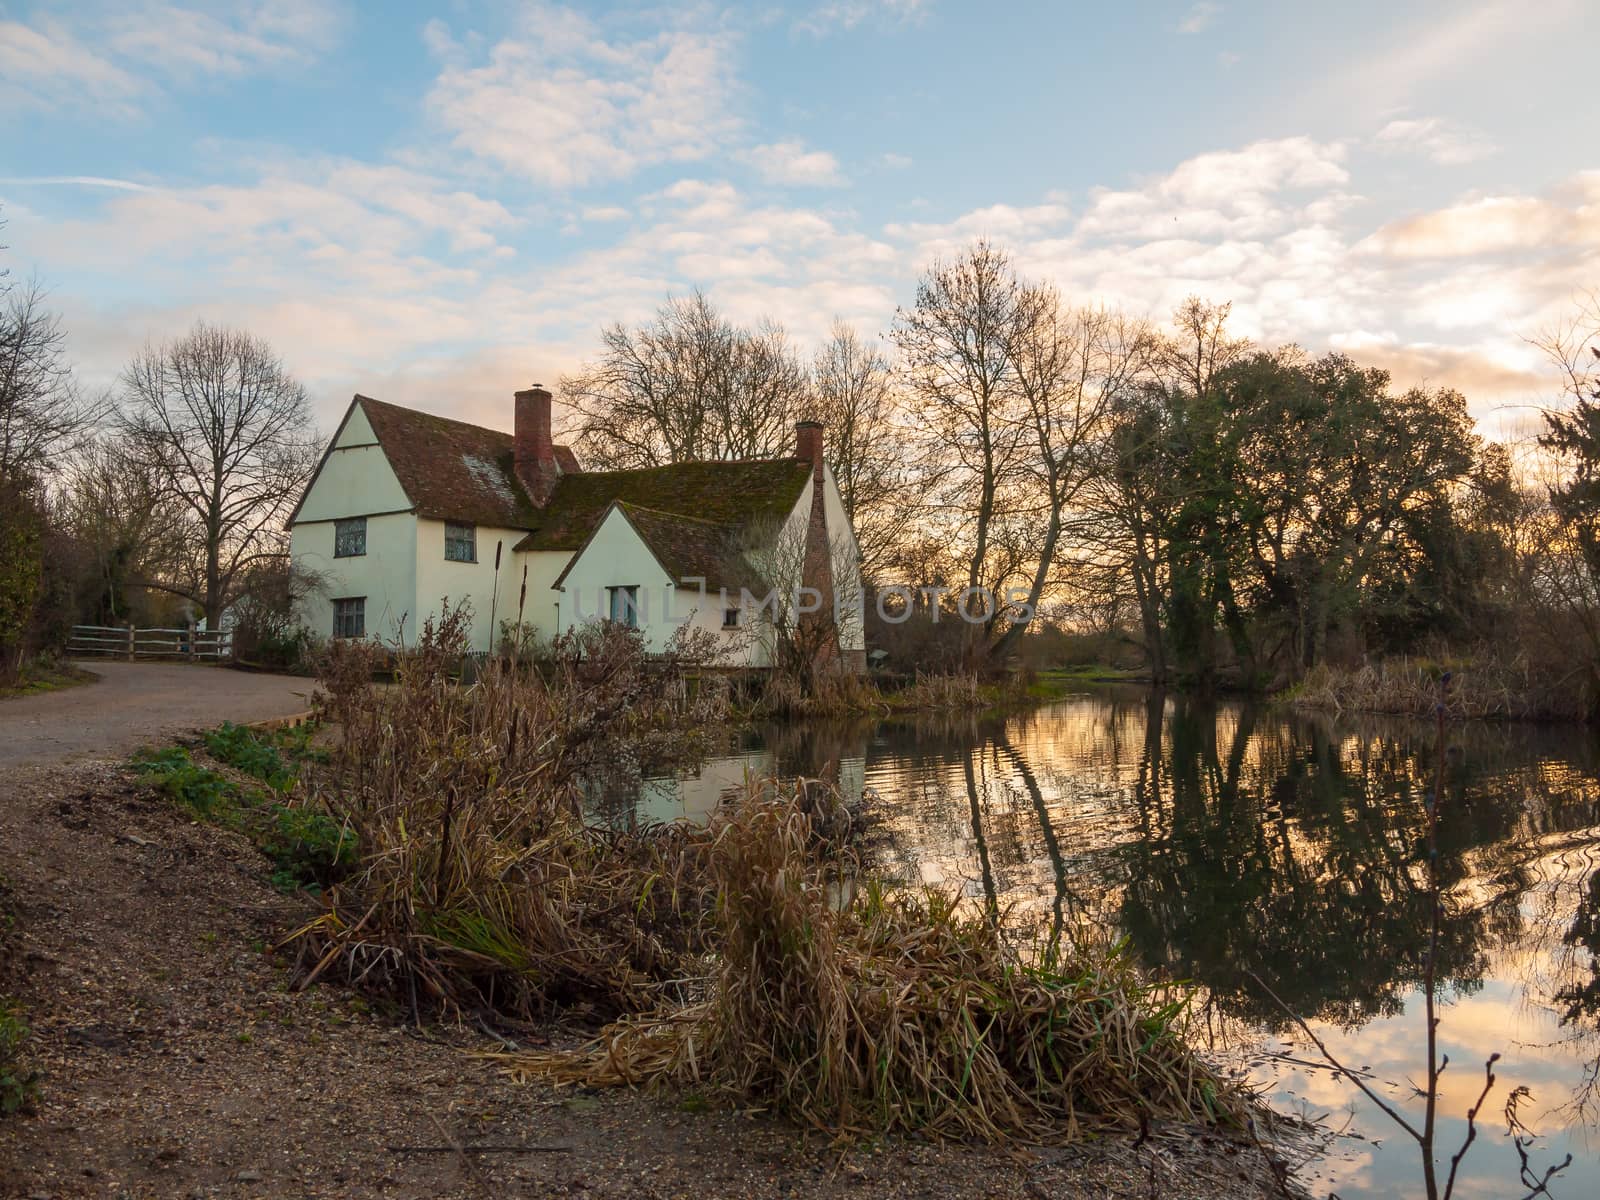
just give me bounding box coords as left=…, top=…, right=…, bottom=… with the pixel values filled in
left=119, top=323, right=319, bottom=628
left=989, top=292, right=1153, bottom=661
left=891, top=240, right=1029, bottom=665
left=58, top=437, right=193, bottom=623
left=562, top=291, right=809, bottom=468
left=0, top=280, right=101, bottom=481
left=810, top=321, right=910, bottom=578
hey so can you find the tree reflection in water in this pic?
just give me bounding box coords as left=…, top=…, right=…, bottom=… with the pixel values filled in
left=593, top=689, right=1600, bottom=1191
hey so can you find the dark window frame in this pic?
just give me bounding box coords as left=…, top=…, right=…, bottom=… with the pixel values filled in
left=333, top=516, right=367, bottom=558
left=333, top=596, right=366, bottom=639
left=723, top=605, right=740, bottom=628
left=444, top=521, right=477, bottom=563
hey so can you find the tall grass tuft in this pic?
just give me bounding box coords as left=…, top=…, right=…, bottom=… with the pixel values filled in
left=283, top=607, right=732, bottom=1018
left=510, top=791, right=1250, bottom=1141
left=1290, top=648, right=1594, bottom=723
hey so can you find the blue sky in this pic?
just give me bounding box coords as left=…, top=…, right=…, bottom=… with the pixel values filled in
left=2, top=0, right=1594, bottom=436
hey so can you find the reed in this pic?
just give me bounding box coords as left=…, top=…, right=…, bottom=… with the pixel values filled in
left=508, top=791, right=1250, bottom=1141
left=1290, top=649, right=1592, bottom=723
left=281, top=608, right=731, bottom=1018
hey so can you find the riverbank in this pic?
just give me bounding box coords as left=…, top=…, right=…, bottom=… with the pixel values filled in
left=0, top=755, right=1306, bottom=1199
left=1284, top=654, right=1594, bottom=723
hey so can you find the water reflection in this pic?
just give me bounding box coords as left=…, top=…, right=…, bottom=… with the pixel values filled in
left=592, top=690, right=1600, bottom=1198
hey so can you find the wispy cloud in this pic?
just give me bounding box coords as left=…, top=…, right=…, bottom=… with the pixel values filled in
left=0, top=17, right=147, bottom=117
left=424, top=6, right=740, bottom=189
left=0, top=175, right=156, bottom=191
left=745, top=140, right=847, bottom=187
left=0, top=2, right=346, bottom=118
left=794, top=0, right=930, bottom=37
left=881, top=152, right=913, bottom=169
left=1173, top=2, right=1221, bottom=35
left=105, top=0, right=344, bottom=78
left=1373, top=117, right=1498, bottom=166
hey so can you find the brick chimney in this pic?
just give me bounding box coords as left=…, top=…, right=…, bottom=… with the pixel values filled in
left=514, top=384, right=560, bottom=505
left=795, top=419, right=825, bottom=481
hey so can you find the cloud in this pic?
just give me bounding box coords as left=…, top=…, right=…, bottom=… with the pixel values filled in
left=423, top=5, right=740, bottom=188
left=0, top=2, right=345, bottom=118
left=1361, top=176, right=1600, bottom=259
left=1374, top=117, right=1498, bottom=166
left=0, top=17, right=146, bottom=116
left=16, top=129, right=1594, bottom=438
left=1174, top=3, right=1221, bottom=34
left=104, top=0, right=344, bottom=78
left=794, top=0, right=930, bottom=37
left=1321, top=0, right=1583, bottom=116
left=745, top=140, right=847, bottom=187
left=881, top=152, right=913, bottom=169
left=0, top=175, right=155, bottom=192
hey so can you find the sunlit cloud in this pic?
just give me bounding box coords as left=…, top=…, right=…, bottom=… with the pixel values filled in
left=422, top=5, right=740, bottom=188
left=1374, top=117, right=1498, bottom=166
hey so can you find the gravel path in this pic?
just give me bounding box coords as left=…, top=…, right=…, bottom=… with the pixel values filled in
left=0, top=662, right=314, bottom=770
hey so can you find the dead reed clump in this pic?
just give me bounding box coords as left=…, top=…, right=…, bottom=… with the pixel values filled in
left=1290, top=648, right=1594, bottom=723
left=282, top=607, right=732, bottom=1020
left=510, top=792, right=1251, bottom=1142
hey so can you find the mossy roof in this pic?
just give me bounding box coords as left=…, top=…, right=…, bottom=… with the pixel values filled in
left=514, top=458, right=811, bottom=553
left=615, top=502, right=765, bottom=594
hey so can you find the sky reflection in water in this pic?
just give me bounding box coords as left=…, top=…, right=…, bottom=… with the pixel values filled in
left=590, top=689, right=1600, bottom=1199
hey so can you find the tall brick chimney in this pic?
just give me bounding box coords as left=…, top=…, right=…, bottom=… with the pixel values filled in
left=514, top=384, right=560, bottom=505
left=795, top=419, right=824, bottom=481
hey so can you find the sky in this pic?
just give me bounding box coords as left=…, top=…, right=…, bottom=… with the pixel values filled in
left=1, top=0, right=1595, bottom=440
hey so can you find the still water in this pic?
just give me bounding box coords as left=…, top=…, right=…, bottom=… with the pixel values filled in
left=593, top=688, right=1600, bottom=1199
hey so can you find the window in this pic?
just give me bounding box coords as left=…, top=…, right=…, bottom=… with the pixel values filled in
left=723, top=605, right=740, bottom=628
left=333, top=597, right=365, bottom=639
left=334, top=517, right=367, bottom=558
left=608, top=585, right=640, bottom=629
left=445, top=522, right=476, bottom=562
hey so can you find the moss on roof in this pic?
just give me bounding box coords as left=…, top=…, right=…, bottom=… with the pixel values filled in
left=515, top=459, right=811, bottom=552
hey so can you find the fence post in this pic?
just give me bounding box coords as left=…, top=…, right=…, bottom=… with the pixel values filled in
left=187, top=622, right=196, bottom=663
left=126, top=623, right=135, bottom=662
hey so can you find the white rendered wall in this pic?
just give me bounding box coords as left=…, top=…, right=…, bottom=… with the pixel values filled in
left=414, top=519, right=547, bottom=653
left=291, top=510, right=419, bottom=645
left=554, top=507, right=768, bottom=666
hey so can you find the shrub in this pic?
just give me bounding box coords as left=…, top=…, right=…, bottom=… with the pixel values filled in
left=0, top=1001, right=37, bottom=1118
left=0, top=477, right=45, bottom=686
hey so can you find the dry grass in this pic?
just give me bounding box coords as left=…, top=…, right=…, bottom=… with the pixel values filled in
left=286, top=606, right=1251, bottom=1143
left=1290, top=649, right=1594, bottom=723
left=507, top=792, right=1250, bottom=1142
left=281, top=609, right=732, bottom=1019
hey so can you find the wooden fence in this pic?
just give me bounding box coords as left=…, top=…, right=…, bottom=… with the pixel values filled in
left=67, top=624, right=233, bottom=662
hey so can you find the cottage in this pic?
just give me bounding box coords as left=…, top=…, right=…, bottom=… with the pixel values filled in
left=286, top=386, right=865, bottom=670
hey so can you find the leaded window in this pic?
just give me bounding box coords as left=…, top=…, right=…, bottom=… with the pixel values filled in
left=445, top=522, right=476, bottom=563
left=334, top=517, right=367, bottom=558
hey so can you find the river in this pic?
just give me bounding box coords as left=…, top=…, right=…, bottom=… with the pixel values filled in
left=591, top=687, right=1600, bottom=1198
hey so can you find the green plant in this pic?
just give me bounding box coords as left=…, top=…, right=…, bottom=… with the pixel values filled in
left=203, top=722, right=296, bottom=791
left=0, top=1001, right=38, bottom=1118
left=263, top=804, right=353, bottom=892
left=130, top=746, right=232, bottom=816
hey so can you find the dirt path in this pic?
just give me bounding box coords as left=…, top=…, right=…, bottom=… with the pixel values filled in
left=0, top=663, right=313, bottom=770
left=0, top=754, right=1303, bottom=1199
